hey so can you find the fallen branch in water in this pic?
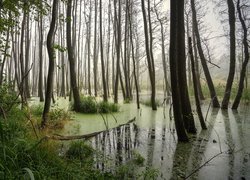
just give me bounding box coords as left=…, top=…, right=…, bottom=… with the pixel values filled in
left=184, top=150, right=227, bottom=179
left=39, top=117, right=136, bottom=142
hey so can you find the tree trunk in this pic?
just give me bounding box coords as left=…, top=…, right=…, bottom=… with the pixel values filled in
left=41, top=0, right=59, bottom=128
left=129, top=5, right=140, bottom=109
left=189, top=37, right=207, bottom=129
left=93, top=0, right=98, bottom=97
left=99, top=0, right=108, bottom=102
left=66, top=0, right=81, bottom=111
left=114, top=0, right=121, bottom=103
left=141, top=0, right=157, bottom=110
left=191, top=0, right=220, bottom=108
left=38, top=12, right=44, bottom=101
left=192, top=29, right=205, bottom=100
left=169, top=0, right=189, bottom=142
left=221, top=0, right=236, bottom=109
left=232, top=0, right=249, bottom=109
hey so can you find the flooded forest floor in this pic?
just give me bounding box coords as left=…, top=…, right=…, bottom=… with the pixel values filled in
left=35, top=95, right=250, bottom=180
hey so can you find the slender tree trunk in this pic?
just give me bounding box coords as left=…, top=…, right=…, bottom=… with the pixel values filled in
left=221, top=0, right=236, bottom=109
left=93, top=0, right=98, bottom=97
left=191, top=0, right=220, bottom=108
left=192, top=29, right=205, bottom=100
left=67, top=0, right=81, bottom=111
left=99, top=0, right=108, bottom=102
left=232, top=0, right=249, bottom=109
left=114, top=0, right=121, bottom=103
left=129, top=5, right=140, bottom=109
left=24, top=10, right=31, bottom=98
left=141, top=0, right=157, bottom=110
left=87, top=0, right=92, bottom=95
left=19, top=3, right=27, bottom=105
left=154, top=5, right=171, bottom=96
left=41, top=0, right=59, bottom=128
left=189, top=37, right=207, bottom=129
left=38, top=13, right=44, bottom=101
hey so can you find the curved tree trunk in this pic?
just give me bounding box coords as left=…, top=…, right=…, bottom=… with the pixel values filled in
left=232, top=0, right=249, bottom=109
left=41, top=0, right=59, bottom=128
left=221, top=0, right=236, bottom=109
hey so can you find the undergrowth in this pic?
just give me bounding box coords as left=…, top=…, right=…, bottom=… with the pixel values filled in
left=30, top=105, right=72, bottom=129
left=73, top=96, right=119, bottom=114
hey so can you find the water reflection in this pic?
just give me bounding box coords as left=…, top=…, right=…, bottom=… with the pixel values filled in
left=63, top=103, right=250, bottom=179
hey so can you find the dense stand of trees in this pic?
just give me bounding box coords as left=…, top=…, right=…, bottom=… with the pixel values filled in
left=0, top=0, right=249, bottom=141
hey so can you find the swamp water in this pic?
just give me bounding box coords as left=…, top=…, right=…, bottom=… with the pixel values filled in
left=31, top=97, right=250, bottom=179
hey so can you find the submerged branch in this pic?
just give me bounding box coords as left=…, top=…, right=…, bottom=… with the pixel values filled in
left=40, top=117, right=136, bottom=141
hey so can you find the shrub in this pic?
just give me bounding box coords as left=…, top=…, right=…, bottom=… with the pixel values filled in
left=97, top=101, right=119, bottom=113
left=0, top=84, right=18, bottom=115
left=78, top=96, right=97, bottom=113
left=132, top=151, right=145, bottom=166
left=76, top=96, right=119, bottom=114
left=30, top=104, right=44, bottom=117
left=66, top=141, right=94, bottom=162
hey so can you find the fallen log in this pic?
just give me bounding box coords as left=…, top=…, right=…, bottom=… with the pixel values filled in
left=42, top=117, right=135, bottom=141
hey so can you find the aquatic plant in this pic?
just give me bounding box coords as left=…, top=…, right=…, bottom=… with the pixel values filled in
left=97, top=101, right=119, bottom=113
left=76, top=96, right=119, bottom=114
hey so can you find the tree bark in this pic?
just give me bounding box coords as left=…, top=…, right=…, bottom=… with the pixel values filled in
left=141, top=0, right=157, bottom=110
left=99, top=0, right=108, bottom=102
left=38, top=12, right=44, bottom=102
left=66, top=0, right=81, bottom=111
left=221, top=0, right=236, bottom=109
left=41, top=0, right=59, bottom=128
left=169, top=0, right=189, bottom=142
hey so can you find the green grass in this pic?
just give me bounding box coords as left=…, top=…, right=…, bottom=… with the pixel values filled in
left=75, top=96, right=119, bottom=114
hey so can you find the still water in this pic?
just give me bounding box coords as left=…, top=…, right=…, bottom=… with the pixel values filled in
left=32, top=97, right=250, bottom=179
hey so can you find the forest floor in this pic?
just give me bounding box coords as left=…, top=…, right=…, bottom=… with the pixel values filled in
left=39, top=96, right=250, bottom=179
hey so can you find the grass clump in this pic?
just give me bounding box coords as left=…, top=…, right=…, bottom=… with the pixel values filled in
left=79, top=96, right=97, bottom=113
left=30, top=105, right=71, bottom=129
left=66, top=141, right=94, bottom=162
left=76, top=96, right=119, bottom=114
left=30, top=104, right=43, bottom=116
left=132, top=151, right=145, bottom=166
left=98, top=101, right=119, bottom=113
